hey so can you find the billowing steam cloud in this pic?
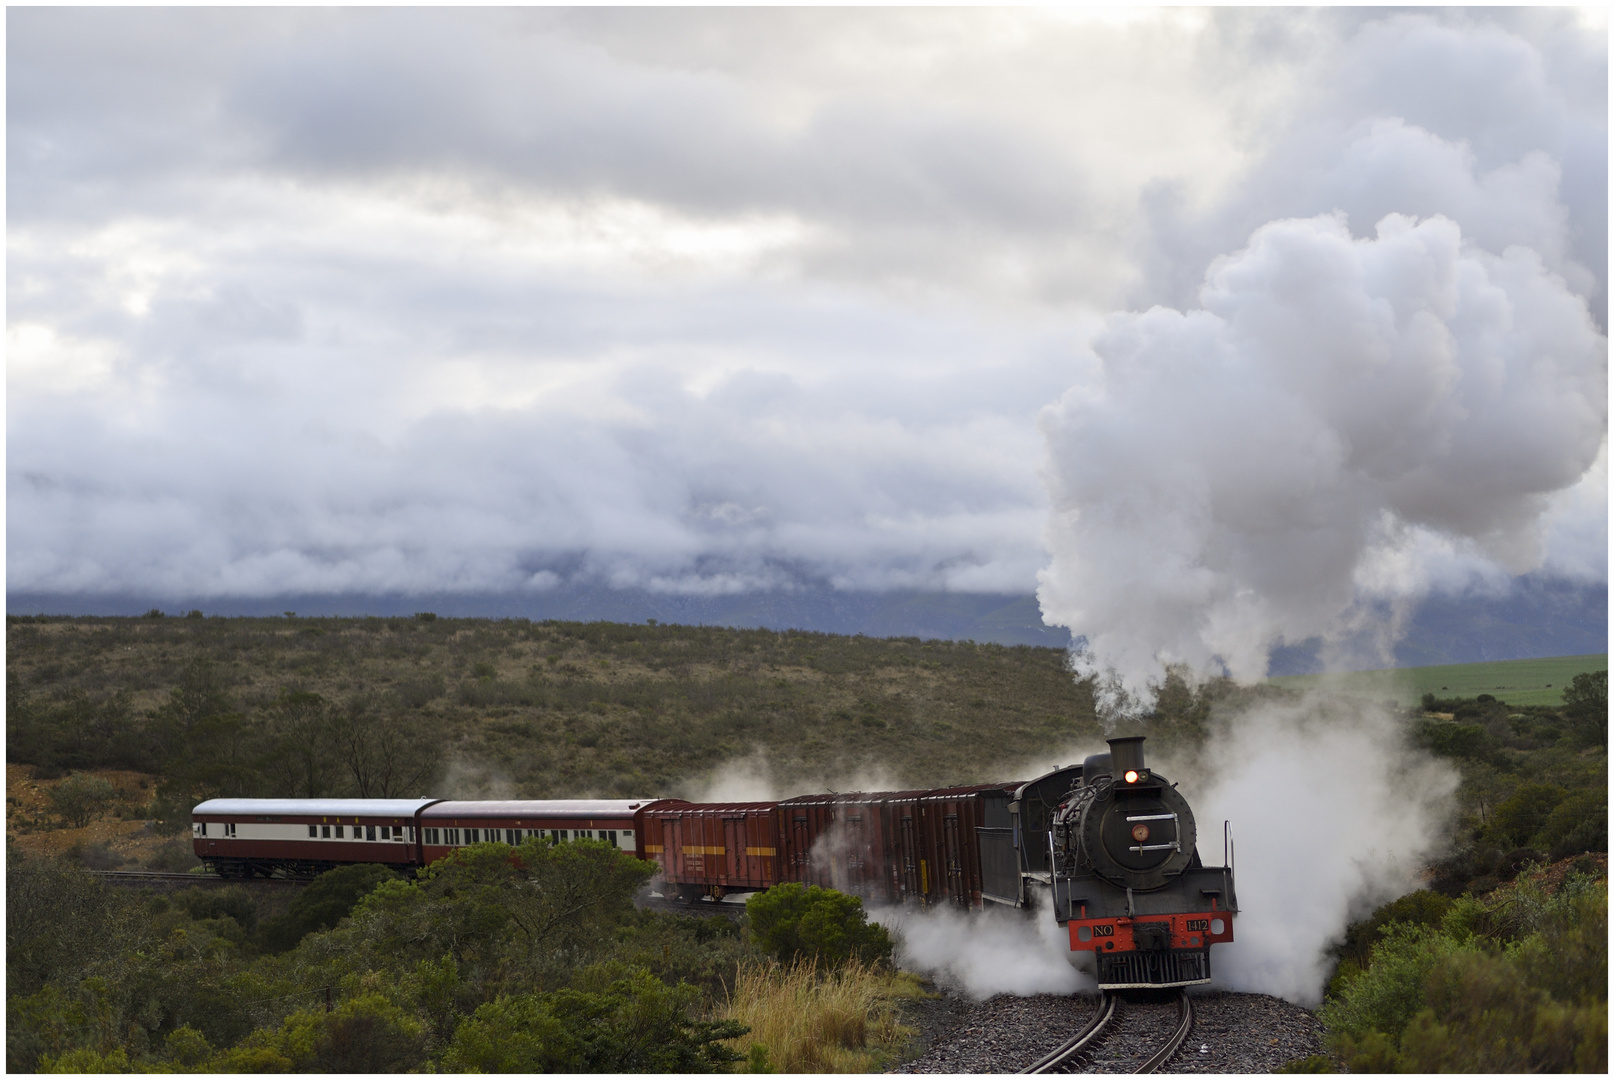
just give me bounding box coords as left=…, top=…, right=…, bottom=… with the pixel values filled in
left=1188, top=696, right=1459, bottom=1005
left=1040, top=211, right=1606, bottom=698
left=874, top=890, right=1090, bottom=1000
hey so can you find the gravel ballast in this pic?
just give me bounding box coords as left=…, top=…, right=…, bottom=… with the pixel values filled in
left=894, top=988, right=1327, bottom=1073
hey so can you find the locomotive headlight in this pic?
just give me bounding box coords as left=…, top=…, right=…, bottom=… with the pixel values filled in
left=1124, top=770, right=1140, bottom=784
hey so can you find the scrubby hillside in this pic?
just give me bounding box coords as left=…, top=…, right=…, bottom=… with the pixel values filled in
left=7, top=614, right=1109, bottom=821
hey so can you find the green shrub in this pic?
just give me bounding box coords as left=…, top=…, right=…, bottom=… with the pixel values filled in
left=745, top=884, right=894, bottom=969
left=1485, top=782, right=1567, bottom=849
left=1333, top=890, right=1454, bottom=970
left=48, top=772, right=116, bottom=828
left=1396, top=950, right=1606, bottom=1072
left=440, top=967, right=745, bottom=1072
left=258, top=863, right=399, bottom=953
left=1325, top=873, right=1608, bottom=1074
left=173, top=885, right=259, bottom=935
left=1323, top=923, right=1481, bottom=1044
left=1411, top=719, right=1495, bottom=762
left=1532, top=789, right=1607, bottom=859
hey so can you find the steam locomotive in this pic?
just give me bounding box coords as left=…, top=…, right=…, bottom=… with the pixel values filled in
left=192, top=735, right=1234, bottom=989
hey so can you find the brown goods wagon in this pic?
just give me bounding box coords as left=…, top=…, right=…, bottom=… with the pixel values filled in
left=778, top=791, right=939, bottom=904
left=914, top=785, right=1014, bottom=909
left=779, top=784, right=1018, bottom=910
left=643, top=801, right=782, bottom=900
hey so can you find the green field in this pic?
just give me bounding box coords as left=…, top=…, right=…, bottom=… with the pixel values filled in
left=1268, top=653, right=1607, bottom=708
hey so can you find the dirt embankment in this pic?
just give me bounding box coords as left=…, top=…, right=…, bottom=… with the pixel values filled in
left=7, top=763, right=193, bottom=870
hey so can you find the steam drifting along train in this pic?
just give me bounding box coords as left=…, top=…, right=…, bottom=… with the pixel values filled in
left=193, top=735, right=1234, bottom=988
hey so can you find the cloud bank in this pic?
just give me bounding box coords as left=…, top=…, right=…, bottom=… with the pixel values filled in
left=8, top=10, right=1605, bottom=610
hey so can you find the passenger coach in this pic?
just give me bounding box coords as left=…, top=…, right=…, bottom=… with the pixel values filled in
left=192, top=798, right=438, bottom=878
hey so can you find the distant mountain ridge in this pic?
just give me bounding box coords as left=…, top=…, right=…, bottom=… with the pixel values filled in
left=9, top=575, right=1605, bottom=672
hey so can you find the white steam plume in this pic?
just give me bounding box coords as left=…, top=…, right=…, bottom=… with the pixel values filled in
left=681, top=750, right=904, bottom=804
left=873, top=889, right=1091, bottom=1000
left=1187, top=694, right=1458, bottom=1005
left=1039, top=211, right=1606, bottom=700
left=440, top=756, right=516, bottom=800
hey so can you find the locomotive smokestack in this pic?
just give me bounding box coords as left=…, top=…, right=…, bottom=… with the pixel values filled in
left=1108, top=735, right=1145, bottom=776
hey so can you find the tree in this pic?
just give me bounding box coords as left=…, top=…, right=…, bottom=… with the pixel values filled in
left=1147, top=665, right=1215, bottom=749
left=334, top=699, right=438, bottom=798
left=1561, top=670, right=1606, bottom=747
left=262, top=689, right=340, bottom=799
left=147, top=661, right=235, bottom=750
left=6, top=855, right=149, bottom=999
left=147, top=661, right=258, bottom=832
left=49, top=773, right=116, bottom=829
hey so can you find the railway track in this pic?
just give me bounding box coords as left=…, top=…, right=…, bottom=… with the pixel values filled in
left=1021, top=991, right=1192, bottom=1074
left=90, top=870, right=308, bottom=887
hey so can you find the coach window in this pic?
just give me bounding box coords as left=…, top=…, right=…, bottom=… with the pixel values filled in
left=366, top=825, right=376, bottom=841
left=336, top=825, right=344, bottom=838
left=308, top=825, right=317, bottom=838
left=199, top=823, right=207, bottom=836
left=320, top=825, right=329, bottom=838
left=225, top=823, right=237, bottom=837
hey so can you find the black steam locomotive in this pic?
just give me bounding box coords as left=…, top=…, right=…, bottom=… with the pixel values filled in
left=978, top=735, right=1236, bottom=988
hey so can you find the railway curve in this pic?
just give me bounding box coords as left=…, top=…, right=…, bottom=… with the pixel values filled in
left=894, top=989, right=1324, bottom=1074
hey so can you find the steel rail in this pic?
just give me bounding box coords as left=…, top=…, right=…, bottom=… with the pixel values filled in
left=87, top=870, right=307, bottom=885
left=1134, top=990, right=1193, bottom=1074
left=1020, top=991, right=1116, bottom=1074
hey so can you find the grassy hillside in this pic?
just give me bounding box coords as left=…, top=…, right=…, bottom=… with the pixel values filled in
left=1268, top=653, right=1607, bottom=708
left=5, top=614, right=1107, bottom=806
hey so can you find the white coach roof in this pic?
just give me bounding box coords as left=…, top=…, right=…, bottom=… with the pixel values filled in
left=193, top=798, right=438, bottom=817
left=424, top=800, right=657, bottom=818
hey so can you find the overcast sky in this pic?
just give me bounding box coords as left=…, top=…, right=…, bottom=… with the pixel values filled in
left=8, top=9, right=1607, bottom=662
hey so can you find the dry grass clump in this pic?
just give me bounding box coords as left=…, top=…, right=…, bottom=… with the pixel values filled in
left=722, top=958, right=923, bottom=1073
